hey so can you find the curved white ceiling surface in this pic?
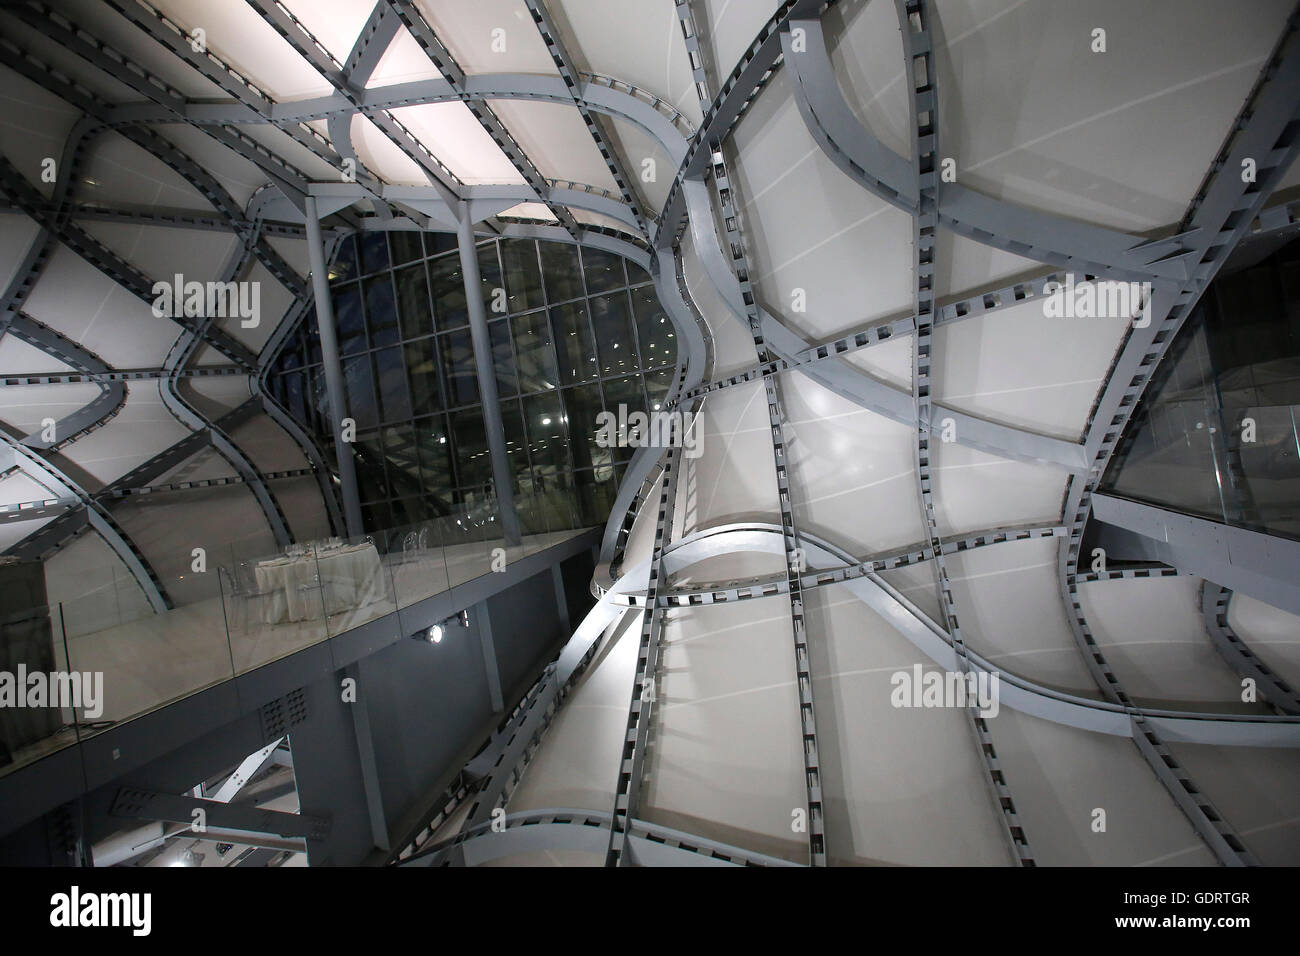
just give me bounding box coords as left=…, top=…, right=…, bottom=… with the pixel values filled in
left=1, top=0, right=1298, bottom=869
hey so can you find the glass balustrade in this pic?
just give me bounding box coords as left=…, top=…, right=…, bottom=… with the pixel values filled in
left=1, top=490, right=594, bottom=780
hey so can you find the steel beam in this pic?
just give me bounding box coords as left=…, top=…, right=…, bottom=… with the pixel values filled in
left=1201, top=584, right=1300, bottom=715
left=304, top=195, right=364, bottom=537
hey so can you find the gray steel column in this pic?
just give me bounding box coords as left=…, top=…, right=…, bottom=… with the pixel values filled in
left=457, top=203, right=522, bottom=547
left=304, top=195, right=364, bottom=537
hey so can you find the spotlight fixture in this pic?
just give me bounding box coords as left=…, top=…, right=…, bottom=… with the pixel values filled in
left=427, top=624, right=444, bottom=644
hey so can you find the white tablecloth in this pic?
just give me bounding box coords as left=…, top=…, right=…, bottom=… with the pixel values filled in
left=255, top=543, right=386, bottom=624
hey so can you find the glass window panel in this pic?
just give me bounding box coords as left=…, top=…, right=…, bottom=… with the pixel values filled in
left=581, top=246, right=626, bottom=294
left=511, top=310, right=560, bottom=394
left=330, top=235, right=358, bottom=284
left=372, top=347, right=412, bottom=422
left=354, top=429, right=387, bottom=502
left=361, top=501, right=392, bottom=533
left=450, top=408, right=491, bottom=490
left=334, top=284, right=367, bottom=355
left=277, top=345, right=302, bottom=373
left=382, top=423, right=420, bottom=498
left=281, top=370, right=306, bottom=425
left=561, top=383, right=607, bottom=471
left=590, top=292, right=637, bottom=378
left=304, top=315, right=322, bottom=364
left=523, top=391, right=570, bottom=482
left=501, top=238, right=544, bottom=312
left=415, top=414, right=453, bottom=489
left=438, top=329, right=480, bottom=406
left=550, top=302, right=598, bottom=384
left=479, top=242, right=504, bottom=313
left=626, top=260, right=651, bottom=286
left=426, top=233, right=458, bottom=258
left=574, top=467, right=619, bottom=526
left=540, top=241, right=583, bottom=304
left=358, top=231, right=391, bottom=275
left=389, top=231, right=424, bottom=266
left=500, top=398, right=530, bottom=492
left=395, top=262, right=434, bottom=340
left=631, top=285, right=675, bottom=369
left=429, top=256, right=468, bottom=330
left=601, top=374, right=645, bottom=464
left=404, top=337, right=442, bottom=415
left=343, top=354, right=378, bottom=430
left=489, top=318, right=517, bottom=397
left=364, top=274, right=399, bottom=347
left=645, top=367, right=675, bottom=411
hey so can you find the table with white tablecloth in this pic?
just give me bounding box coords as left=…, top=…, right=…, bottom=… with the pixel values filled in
left=254, top=542, right=387, bottom=625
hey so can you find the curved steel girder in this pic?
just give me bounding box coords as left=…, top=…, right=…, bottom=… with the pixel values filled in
left=612, top=523, right=1066, bottom=608
left=1058, top=10, right=1300, bottom=707
left=400, top=808, right=797, bottom=868
left=381, top=0, right=582, bottom=238
left=598, top=246, right=709, bottom=564
left=679, top=173, right=1087, bottom=471
left=2, top=435, right=169, bottom=611
left=522, top=0, right=652, bottom=235
left=8, top=313, right=126, bottom=452
left=161, top=239, right=293, bottom=548
left=781, top=18, right=1194, bottom=287
left=1201, top=583, right=1300, bottom=715
left=121, top=73, right=692, bottom=173
left=639, top=522, right=1300, bottom=748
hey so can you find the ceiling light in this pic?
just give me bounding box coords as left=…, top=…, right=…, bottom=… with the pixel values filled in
left=427, top=624, right=444, bottom=643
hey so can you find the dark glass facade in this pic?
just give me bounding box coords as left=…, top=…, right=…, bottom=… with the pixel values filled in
left=1100, top=238, right=1300, bottom=540
left=265, top=232, right=678, bottom=532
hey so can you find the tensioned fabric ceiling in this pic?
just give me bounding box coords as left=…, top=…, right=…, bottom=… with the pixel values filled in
left=1, top=0, right=1299, bottom=866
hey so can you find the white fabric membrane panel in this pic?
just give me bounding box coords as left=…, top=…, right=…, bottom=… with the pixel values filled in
left=488, top=99, right=620, bottom=194
left=934, top=232, right=1045, bottom=300
left=929, top=439, right=1067, bottom=537
left=153, top=0, right=334, bottom=100
left=418, top=0, right=561, bottom=76
left=153, top=125, right=268, bottom=209
left=0, top=216, right=44, bottom=293
left=932, top=0, right=1293, bottom=232
left=0, top=333, right=74, bottom=376
left=22, top=247, right=183, bottom=369
left=642, top=597, right=806, bottom=861
left=1163, top=741, right=1300, bottom=866
left=52, top=381, right=190, bottom=489
left=277, top=0, right=374, bottom=66
left=0, top=67, right=85, bottom=201
left=838, top=334, right=913, bottom=390
left=351, top=114, right=429, bottom=187
left=986, top=707, right=1215, bottom=865
left=387, top=102, right=528, bottom=185
left=826, top=0, right=911, bottom=160
left=945, top=537, right=1101, bottom=698
left=508, top=609, right=639, bottom=816
left=81, top=223, right=241, bottom=290
left=680, top=231, right=759, bottom=379
left=728, top=67, right=916, bottom=343
left=805, top=584, right=1013, bottom=865
left=677, top=380, right=779, bottom=536
left=0, top=383, right=103, bottom=436
left=781, top=370, right=925, bottom=555
left=1226, top=592, right=1300, bottom=692
left=1079, top=577, right=1265, bottom=712
left=933, top=294, right=1129, bottom=442
left=217, top=260, right=297, bottom=354
left=700, top=0, right=780, bottom=86
left=601, top=116, right=675, bottom=213
left=551, top=0, right=703, bottom=126
left=75, top=132, right=214, bottom=213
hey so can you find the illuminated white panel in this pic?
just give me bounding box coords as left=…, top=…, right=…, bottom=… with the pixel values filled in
left=351, top=114, right=429, bottom=186
left=415, top=0, right=559, bottom=75
left=153, top=0, right=332, bottom=99
left=278, top=0, right=374, bottom=65
left=388, top=102, right=526, bottom=185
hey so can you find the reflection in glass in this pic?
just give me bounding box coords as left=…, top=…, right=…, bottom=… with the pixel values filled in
left=540, top=241, right=583, bottom=303
left=501, top=238, right=544, bottom=312
left=591, top=292, right=637, bottom=377
left=394, top=262, right=433, bottom=340
left=438, top=329, right=479, bottom=406
left=551, top=302, right=598, bottom=384
left=581, top=246, right=626, bottom=294
left=512, top=310, right=559, bottom=394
